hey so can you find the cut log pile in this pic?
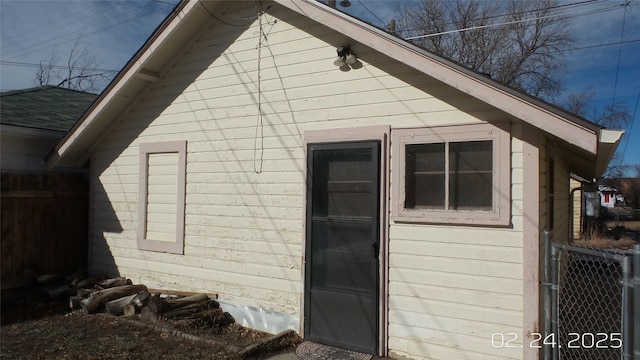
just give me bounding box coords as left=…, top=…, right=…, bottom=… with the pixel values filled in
left=39, top=274, right=234, bottom=332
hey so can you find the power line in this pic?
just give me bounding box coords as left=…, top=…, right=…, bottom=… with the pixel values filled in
left=610, top=2, right=631, bottom=110
left=0, top=6, right=98, bottom=51
left=197, top=0, right=256, bottom=27
left=0, top=60, right=117, bottom=73
left=404, top=2, right=628, bottom=41
left=1, top=4, right=129, bottom=54
left=2, top=3, right=171, bottom=60
left=393, top=0, right=611, bottom=34
left=356, top=0, right=386, bottom=27
left=149, top=0, right=179, bottom=5
left=566, top=38, right=640, bottom=51
left=620, top=91, right=640, bottom=164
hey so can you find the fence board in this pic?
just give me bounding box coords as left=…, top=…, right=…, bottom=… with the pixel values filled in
left=1, top=172, right=89, bottom=289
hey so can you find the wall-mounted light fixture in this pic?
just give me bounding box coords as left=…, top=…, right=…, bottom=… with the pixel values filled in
left=333, top=46, right=360, bottom=71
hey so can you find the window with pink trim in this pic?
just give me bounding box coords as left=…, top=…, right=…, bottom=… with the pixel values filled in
left=391, top=123, right=510, bottom=226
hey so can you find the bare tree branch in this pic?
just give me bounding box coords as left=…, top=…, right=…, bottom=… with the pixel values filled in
left=33, top=37, right=116, bottom=93
left=565, top=87, right=632, bottom=129
left=396, top=0, right=574, bottom=99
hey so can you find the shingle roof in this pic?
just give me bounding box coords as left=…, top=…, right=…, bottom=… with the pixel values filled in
left=0, top=86, right=98, bottom=132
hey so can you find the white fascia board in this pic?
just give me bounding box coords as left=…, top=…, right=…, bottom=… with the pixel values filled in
left=595, top=129, right=625, bottom=178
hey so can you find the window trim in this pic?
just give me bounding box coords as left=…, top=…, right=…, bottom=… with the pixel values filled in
left=391, top=123, right=510, bottom=226
left=137, top=140, right=187, bottom=254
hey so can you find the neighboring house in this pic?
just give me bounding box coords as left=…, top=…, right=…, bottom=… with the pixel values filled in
left=1, top=86, right=97, bottom=172
left=45, top=1, right=623, bottom=359
left=570, top=174, right=591, bottom=240
left=1, top=86, right=96, bottom=289
left=598, top=185, right=624, bottom=208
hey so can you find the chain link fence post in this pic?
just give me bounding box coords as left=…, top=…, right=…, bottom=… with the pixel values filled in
left=551, top=242, right=559, bottom=360
left=634, top=244, right=639, bottom=360
left=543, top=231, right=552, bottom=360
left=623, top=255, right=632, bottom=360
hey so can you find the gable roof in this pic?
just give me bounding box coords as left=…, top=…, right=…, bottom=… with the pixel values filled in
left=1, top=86, right=98, bottom=132
left=46, top=0, right=623, bottom=178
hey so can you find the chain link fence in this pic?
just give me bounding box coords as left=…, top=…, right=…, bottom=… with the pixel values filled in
left=543, top=235, right=639, bottom=360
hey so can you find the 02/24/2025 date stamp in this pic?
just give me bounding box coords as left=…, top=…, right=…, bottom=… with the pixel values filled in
left=491, top=332, right=623, bottom=349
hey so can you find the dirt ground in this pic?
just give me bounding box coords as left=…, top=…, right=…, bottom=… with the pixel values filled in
left=607, top=219, right=640, bottom=232
left=0, top=288, right=299, bottom=360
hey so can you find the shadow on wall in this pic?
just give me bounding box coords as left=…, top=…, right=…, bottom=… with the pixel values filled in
left=87, top=3, right=253, bottom=279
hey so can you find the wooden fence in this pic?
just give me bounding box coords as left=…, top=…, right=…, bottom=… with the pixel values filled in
left=1, top=172, right=89, bottom=289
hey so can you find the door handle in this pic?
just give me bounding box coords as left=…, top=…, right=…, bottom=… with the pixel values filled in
left=372, top=242, right=379, bottom=259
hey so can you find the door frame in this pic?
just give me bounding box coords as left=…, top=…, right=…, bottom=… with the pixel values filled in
left=302, top=125, right=390, bottom=356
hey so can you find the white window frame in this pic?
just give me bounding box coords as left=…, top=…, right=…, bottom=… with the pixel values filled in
left=137, top=140, right=187, bottom=254
left=391, top=123, right=510, bottom=226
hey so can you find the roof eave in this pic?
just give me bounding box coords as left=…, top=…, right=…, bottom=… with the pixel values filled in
left=595, top=129, right=625, bottom=178
left=46, top=0, right=195, bottom=169
left=275, top=0, right=601, bottom=154
left=49, top=0, right=607, bottom=168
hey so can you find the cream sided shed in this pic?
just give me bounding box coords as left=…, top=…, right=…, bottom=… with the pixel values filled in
left=47, top=1, right=623, bottom=359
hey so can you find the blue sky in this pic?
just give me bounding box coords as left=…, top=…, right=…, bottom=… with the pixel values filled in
left=1, top=0, right=638, bottom=173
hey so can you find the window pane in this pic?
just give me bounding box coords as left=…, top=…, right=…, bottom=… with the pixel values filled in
left=449, top=141, right=492, bottom=210
left=405, top=143, right=445, bottom=209
left=449, top=141, right=492, bottom=172
left=450, top=172, right=493, bottom=210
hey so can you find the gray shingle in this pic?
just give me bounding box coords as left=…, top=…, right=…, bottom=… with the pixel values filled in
left=0, top=86, right=98, bottom=132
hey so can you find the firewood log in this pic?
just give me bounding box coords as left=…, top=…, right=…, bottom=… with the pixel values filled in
left=162, top=299, right=220, bottom=319
left=166, top=308, right=234, bottom=330
left=146, top=294, right=170, bottom=315
left=140, top=306, right=160, bottom=323
left=98, top=277, right=132, bottom=288
left=132, top=290, right=151, bottom=309
left=69, top=295, right=83, bottom=310
left=76, top=288, right=92, bottom=298
left=105, top=294, right=138, bottom=316
left=123, top=304, right=136, bottom=317
left=46, top=284, right=73, bottom=299
left=36, top=274, right=62, bottom=285
left=74, top=275, right=107, bottom=290
left=80, top=284, right=147, bottom=314
left=165, top=293, right=208, bottom=305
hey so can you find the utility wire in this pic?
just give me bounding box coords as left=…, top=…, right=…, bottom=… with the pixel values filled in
left=149, top=0, right=179, bottom=6
left=620, top=91, right=640, bottom=164
left=0, top=6, right=98, bottom=51
left=356, top=0, right=386, bottom=27
left=404, top=2, right=628, bottom=41
left=3, top=4, right=171, bottom=59
left=393, top=0, right=611, bottom=34
left=0, top=60, right=117, bottom=72
left=566, top=38, right=640, bottom=51
left=610, top=1, right=631, bottom=110
left=2, top=6, right=130, bottom=56
left=198, top=0, right=256, bottom=27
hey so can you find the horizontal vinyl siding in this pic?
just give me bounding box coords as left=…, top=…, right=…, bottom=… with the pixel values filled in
left=387, top=128, right=526, bottom=360
left=89, top=2, right=526, bottom=356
